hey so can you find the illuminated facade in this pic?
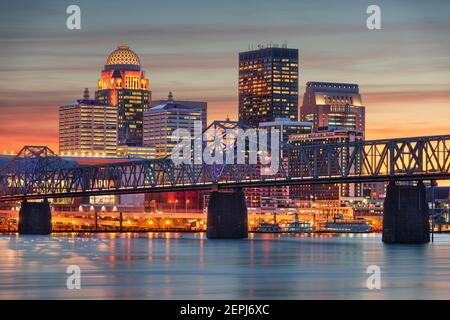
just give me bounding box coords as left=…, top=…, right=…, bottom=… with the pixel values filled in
left=239, top=45, right=299, bottom=127
left=289, top=128, right=364, bottom=202
left=96, top=45, right=151, bottom=146
left=252, top=118, right=312, bottom=209
left=300, top=82, right=365, bottom=135
left=143, top=101, right=203, bottom=158
left=259, top=117, right=312, bottom=144
left=116, top=145, right=156, bottom=159
left=59, top=97, right=118, bottom=157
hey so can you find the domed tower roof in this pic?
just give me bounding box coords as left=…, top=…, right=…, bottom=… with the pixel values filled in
left=104, top=45, right=141, bottom=71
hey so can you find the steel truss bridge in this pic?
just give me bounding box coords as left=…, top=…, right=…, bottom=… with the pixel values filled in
left=0, top=121, right=449, bottom=202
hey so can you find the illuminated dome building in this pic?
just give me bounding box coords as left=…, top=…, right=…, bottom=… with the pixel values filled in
left=96, top=45, right=151, bottom=146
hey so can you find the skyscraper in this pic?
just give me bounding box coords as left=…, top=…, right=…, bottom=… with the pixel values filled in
left=239, top=45, right=299, bottom=127
left=96, top=45, right=151, bottom=146
left=300, top=82, right=365, bottom=135
left=59, top=90, right=118, bottom=157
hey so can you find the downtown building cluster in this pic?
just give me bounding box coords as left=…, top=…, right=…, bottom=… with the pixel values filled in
left=58, top=44, right=383, bottom=213
left=58, top=46, right=207, bottom=211
left=238, top=45, right=380, bottom=210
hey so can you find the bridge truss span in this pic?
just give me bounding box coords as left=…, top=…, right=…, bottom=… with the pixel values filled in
left=0, top=134, right=449, bottom=202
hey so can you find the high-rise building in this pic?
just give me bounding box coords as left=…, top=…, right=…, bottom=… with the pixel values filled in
left=59, top=91, right=118, bottom=157
left=143, top=100, right=203, bottom=158
left=300, top=82, right=365, bottom=135
left=251, top=118, right=312, bottom=209
left=96, top=45, right=151, bottom=146
left=239, top=45, right=299, bottom=127
left=150, top=92, right=208, bottom=130
left=143, top=96, right=207, bottom=212
left=289, top=128, right=364, bottom=204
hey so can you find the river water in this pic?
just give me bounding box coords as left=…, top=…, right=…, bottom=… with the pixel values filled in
left=0, top=232, right=449, bottom=299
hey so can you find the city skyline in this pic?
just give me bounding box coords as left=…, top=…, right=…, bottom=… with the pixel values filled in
left=1, top=0, right=450, bottom=151
left=1, top=2, right=450, bottom=303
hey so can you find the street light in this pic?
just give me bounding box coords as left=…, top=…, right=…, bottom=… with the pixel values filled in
left=185, top=199, right=190, bottom=213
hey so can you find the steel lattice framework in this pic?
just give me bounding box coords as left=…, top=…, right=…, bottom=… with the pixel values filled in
left=0, top=132, right=449, bottom=202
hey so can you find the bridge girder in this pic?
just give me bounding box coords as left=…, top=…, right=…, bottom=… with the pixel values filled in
left=0, top=134, right=449, bottom=202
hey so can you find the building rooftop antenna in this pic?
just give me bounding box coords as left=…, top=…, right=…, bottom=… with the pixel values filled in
left=83, top=88, right=90, bottom=100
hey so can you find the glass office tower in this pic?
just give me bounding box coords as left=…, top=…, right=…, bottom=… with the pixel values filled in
left=239, top=45, right=299, bottom=127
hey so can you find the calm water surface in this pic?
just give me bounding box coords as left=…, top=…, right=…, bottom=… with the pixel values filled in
left=1, top=232, right=450, bottom=299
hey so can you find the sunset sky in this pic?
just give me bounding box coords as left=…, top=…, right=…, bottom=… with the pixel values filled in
left=1, top=0, right=449, bottom=152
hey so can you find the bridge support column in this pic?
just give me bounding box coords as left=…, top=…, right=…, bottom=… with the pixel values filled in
left=206, top=189, right=248, bottom=239
left=382, top=181, right=429, bottom=244
left=18, top=199, right=52, bottom=235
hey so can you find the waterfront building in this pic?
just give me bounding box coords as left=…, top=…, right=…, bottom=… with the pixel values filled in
left=239, top=45, right=299, bottom=127
left=300, top=82, right=365, bottom=135
left=59, top=90, right=118, bottom=157
left=289, top=127, right=364, bottom=203
left=96, top=45, right=151, bottom=146
left=143, top=100, right=203, bottom=158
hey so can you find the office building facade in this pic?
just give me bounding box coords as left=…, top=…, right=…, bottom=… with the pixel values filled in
left=289, top=128, right=364, bottom=203
left=96, top=45, right=151, bottom=146
left=252, top=118, right=312, bottom=209
left=116, top=145, right=156, bottom=159
left=143, top=101, right=203, bottom=158
left=239, top=45, right=299, bottom=127
left=259, top=117, right=312, bottom=144
left=59, top=97, right=118, bottom=157
left=150, top=92, right=208, bottom=130
left=300, top=82, right=365, bottom=135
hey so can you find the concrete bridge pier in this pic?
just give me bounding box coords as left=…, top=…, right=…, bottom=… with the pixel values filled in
left=18, top=199, right=52, bottom=235
left=382, top=181, right=430, bottom=244
left=206, top=188, right=248, bottom=239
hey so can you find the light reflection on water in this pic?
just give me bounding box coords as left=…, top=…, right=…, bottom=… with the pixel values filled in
left=1, top=232, right=450, bottom=299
